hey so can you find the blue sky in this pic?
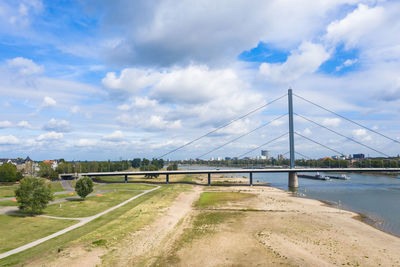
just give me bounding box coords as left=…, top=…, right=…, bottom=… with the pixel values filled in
left=1, top=0, right=400, bottom=160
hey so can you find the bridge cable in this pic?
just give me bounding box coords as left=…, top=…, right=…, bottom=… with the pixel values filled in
left=237, top=132, right=288, bottom=159
left=295, top=132, right=345, bottom=156
left=293, top=93, right=400, bottom=145
left=295, top=151, right=313, bottom=160
left=197, top=113, right=288, bottom=159
left=157, top=94, right=287, bottom=159
left=295, top=113, right=390, bottom=157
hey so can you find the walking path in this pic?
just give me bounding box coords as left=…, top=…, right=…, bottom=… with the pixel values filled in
left=60, top=179, right=74, bottom=191
left=0, top=185, right=160, bottom=260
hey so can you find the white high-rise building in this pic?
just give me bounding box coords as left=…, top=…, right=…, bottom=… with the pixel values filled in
left=261, top=150, right=270, bottom=160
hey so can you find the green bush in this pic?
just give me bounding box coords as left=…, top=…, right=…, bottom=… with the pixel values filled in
left=139, top=164, right=159, bottom=178
left=167, top=163, right=178, bottom=170
left=0, top=163, right=18, bottom=182
left=15, top=177, right=54, bottom=214
left=75, top=177, right=94, bottom=199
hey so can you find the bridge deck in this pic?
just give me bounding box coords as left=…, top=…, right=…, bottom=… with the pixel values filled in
left=59, top=168, right=400, bottom=177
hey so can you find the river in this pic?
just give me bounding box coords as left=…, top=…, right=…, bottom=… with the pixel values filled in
left=182, top=165, right=400, bottom=237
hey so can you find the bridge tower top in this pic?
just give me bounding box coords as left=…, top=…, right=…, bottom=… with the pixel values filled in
left=288, top=88, right=295, bottom=169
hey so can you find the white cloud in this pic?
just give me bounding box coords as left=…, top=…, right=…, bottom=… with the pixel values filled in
left=0, top=135, right=19, bottom=145
left=40, top=96, right=56, bottom=108
left=259, top=42, right=330, bottom=83
left=70, top=105, right=80, bottom=113
left=322, top=118, right=341, bottom=127
left=352, top=128, right=367, bottom=136
left=0, top=121, right=12, bottom=128
left=336, top=58, right=358, bottom=71
left=17, top=121, right=32, bottom=129
left=102, top=130, right=125, bottom=142
left=303, top=128, right=312, bottom=135
left=43, top=118, right=71, bottom=132
left=7, top=57, right=44, bottom=75
left=102, top=68, right=159, bottom=92
left=117, top=96, right=158, bottom=111
left=326, top=4, right=385, bottom=48
left=37, top=131, right=64, bottom=141
left=76, top=139, right=98, bottom=147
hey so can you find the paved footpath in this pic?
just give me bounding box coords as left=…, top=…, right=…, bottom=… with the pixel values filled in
left=0, top=185, right=160, bottom=260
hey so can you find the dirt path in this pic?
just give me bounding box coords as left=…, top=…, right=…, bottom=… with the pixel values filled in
left=106, top=186, right=202, bottom=266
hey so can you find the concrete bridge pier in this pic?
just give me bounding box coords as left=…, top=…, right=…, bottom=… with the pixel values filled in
left=208, top=173, right=211, bottom=185
left=124, top=175, right=128, bottom=183
left=166, top=174, right=169, bottom=184
left=288, top=172, right=298, bottom=188
left=250, top=172, right=253, bottom=186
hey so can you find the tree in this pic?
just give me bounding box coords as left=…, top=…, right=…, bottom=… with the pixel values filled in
left=132, top=158, right=141, bottom=168
left=167, top=163, right=178, bottom=170
left=75, top=177, right=94, bottom=199
left=140, top=164, right=159, bottom=178
left=15, top=177, right=54, bottom=214
left=0, top=163, right=18, bottom=182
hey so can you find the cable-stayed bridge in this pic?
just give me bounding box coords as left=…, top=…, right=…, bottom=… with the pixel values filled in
left=61, top=89, right=400, bottom=187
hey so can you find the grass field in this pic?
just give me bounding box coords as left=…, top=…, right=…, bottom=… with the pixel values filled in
left=48, top=181, right=64, bottom=192
left=0, top=215, right=76, bottom=253
left=43, top=190, right=141, bottom=218
left=0, top=200, right=18, bottom=206
left=0, top=184, right=190, bottom=266
left=0, top=185, right=18, bottom=198
left=195, top=191, right=256, bottom=208
left=95, top=183, right=155, bottom=191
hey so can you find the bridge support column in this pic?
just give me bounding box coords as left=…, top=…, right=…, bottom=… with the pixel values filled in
left=250, top=172, right=253, bottom=186
left=124, top=175, right=128, bottom=183
left=288, top=172, right=298, bottom=188
left=166, top=174, right=169, bottom=184
left=208, top=173, right=211, bottom=186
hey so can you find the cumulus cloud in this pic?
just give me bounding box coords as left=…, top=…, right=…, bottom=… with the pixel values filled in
left=0, top=121, right=12, bottom=128
left=7, top=57, right=44, bottom=75
left=17, top=121, right=32, bottom=129
left=336, top=58, right=358, bottom=71
left=352, top=128, right=367, bottom=137
left=102, top=130, right=125, bottom=142
left=40, top=96, right=56, bottom=109
left=322, top=118, right=341, bottom=127
left=326, top=4, right=385, bottom=48
left=0, top=135, right=19, bottom=145
left=70, top=105, right=80, bottom=113
left=37, top=131, right=64, bottom=141
left=117, top=96, right=158, bottom=111
left=76, top=139, right=98, bottom=147
left=43, top=118, right=71, bottom=132
left=259, top=42, right=330, bottom=83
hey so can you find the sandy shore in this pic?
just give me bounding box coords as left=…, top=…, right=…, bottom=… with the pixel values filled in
left=32, top=184, right=400, bottom=266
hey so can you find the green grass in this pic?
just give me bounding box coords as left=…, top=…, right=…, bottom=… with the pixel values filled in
left=0, top=215, right=76, bottom=253
left=195, top=192, right=256, bottom=209
left=53, top=192, right=77, bottom=200
left=43, top=190, right=141, bottom=218
left=48, top=181, right=64, bottom=192
left=0, top=185, right=18, bottom=198
left=94, top=183, right=155, bottom=191
left=0, top=200, right=18, bottom=206
left=0, top=184, right=190, bottom=266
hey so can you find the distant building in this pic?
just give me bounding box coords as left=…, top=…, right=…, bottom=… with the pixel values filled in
left=277, top=154, right=284, bottom=160
left=353, top=154, right=365, bottom=160
left=261, top=150, right=270, bottom=160
left=225, top=157, right=232, bottom=161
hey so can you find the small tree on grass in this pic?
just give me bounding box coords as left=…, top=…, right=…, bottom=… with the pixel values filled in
left=75, top=177, right=93, bottom=199
left=15, top=177, right=54, bottom=214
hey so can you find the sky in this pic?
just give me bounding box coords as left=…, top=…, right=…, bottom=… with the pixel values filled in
left=1, top=0, right=400, bottom=161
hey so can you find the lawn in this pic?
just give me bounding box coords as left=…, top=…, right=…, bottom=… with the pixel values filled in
left=48, top=181, right=64, bottom=192
left=0, top=185, right=18, bottom=198
left=0, top=199, right=18, bottom=206
left=195, top=192, right=256, bottom=209
left=53, top=192, right=77, bottom=200
left=43, top=190, right=141, bottom=217
left=0, top=184, right=190, bottom=266
left=95, top=183, right=155, bottom=191
left=0, top=215, right=76, bottom=253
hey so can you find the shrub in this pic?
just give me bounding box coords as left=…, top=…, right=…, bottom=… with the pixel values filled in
left=167, top=163, right=178, bottom=170
left=0, top=163, right=18, bottom=182
left=75, top=177, right=94, bottom=199
left=15, top=177, right=54, bottom=214
left=140, top=164, right=159, bottom=178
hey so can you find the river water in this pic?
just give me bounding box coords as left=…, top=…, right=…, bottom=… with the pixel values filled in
left=182, top=165, right=400, bottom=237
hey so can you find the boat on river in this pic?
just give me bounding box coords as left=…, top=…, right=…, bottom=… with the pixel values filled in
left=326, top=174, right=350, bottom=180
left=298, top=172, right=330, bottom=181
